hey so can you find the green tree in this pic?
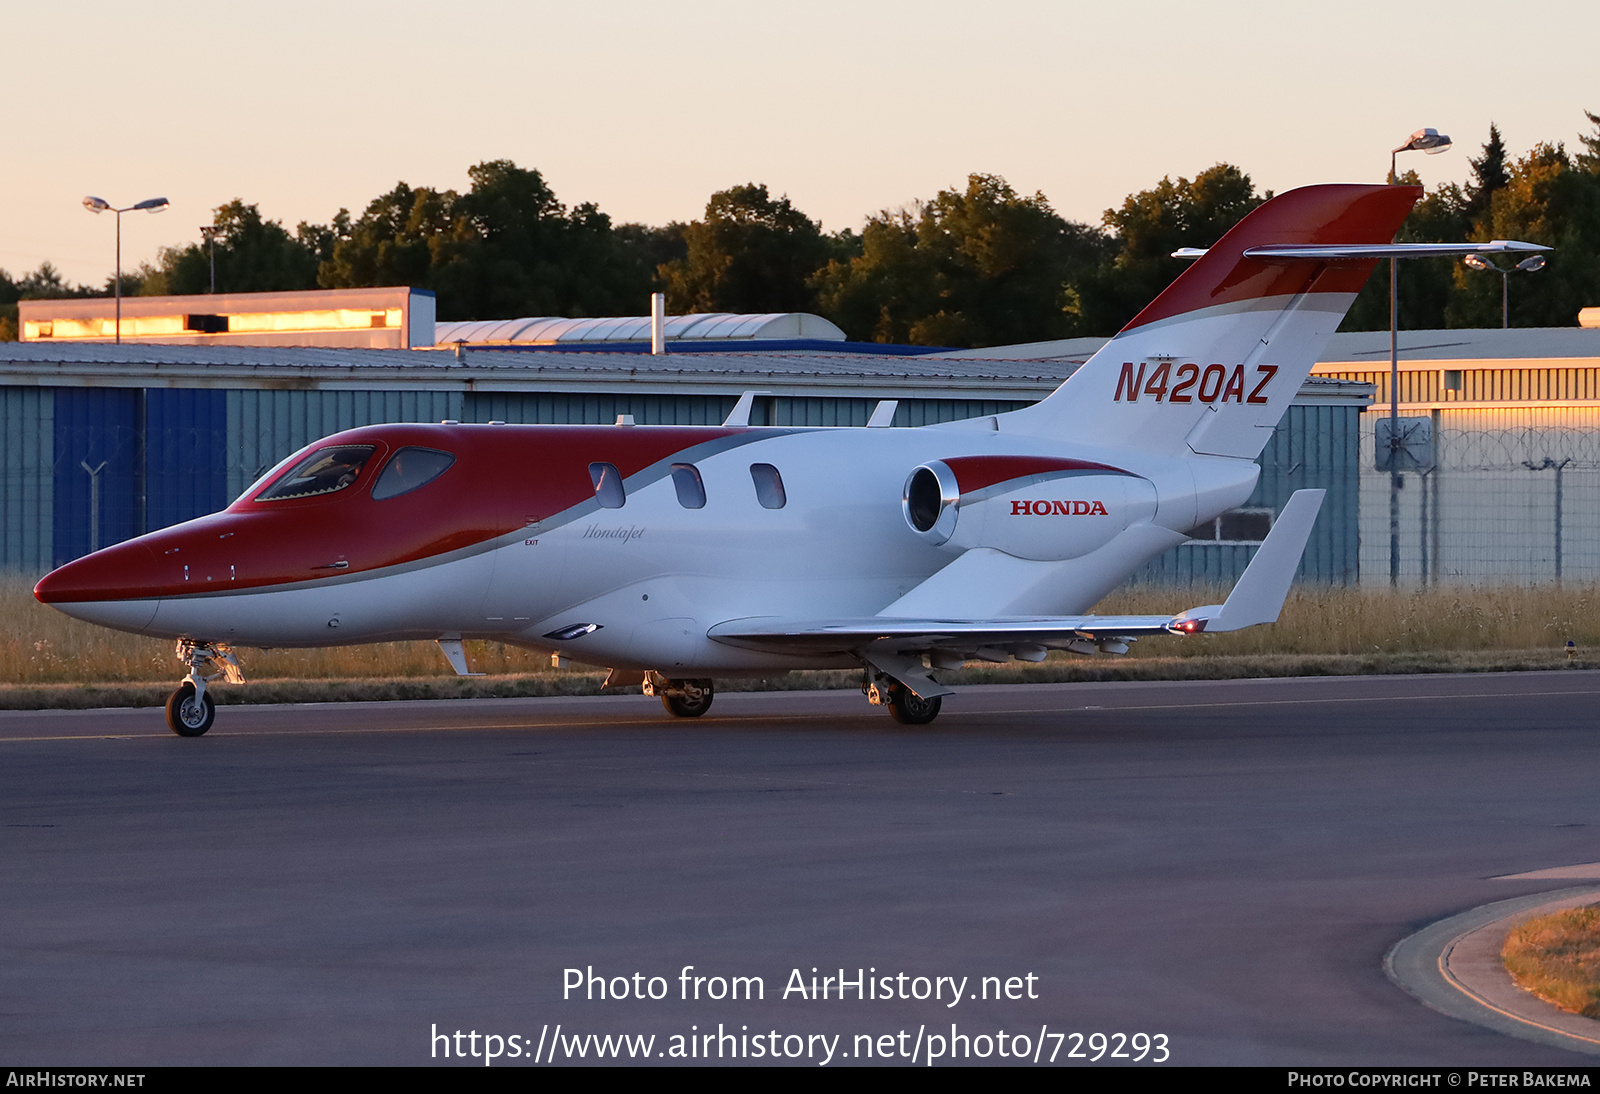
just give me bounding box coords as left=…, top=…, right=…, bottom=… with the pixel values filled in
left=1071, top=164, right=1264, bottom=335
left=660, top=184, right=833, bottom=315
left=318, top=182, right=460, bottom=294
left=0, top=262, right=100, bottom=339
left=1447, top=142, right=1600, bottom=328
left=151, top=201, right=322, bottom=295
left=813, top=174, right=1106, bottom=347
left=322, top=161, right=654, bottom=320
left=1576, top=109, right=1600, bottom=175
left=1466, top=122, right=1510, bottom=223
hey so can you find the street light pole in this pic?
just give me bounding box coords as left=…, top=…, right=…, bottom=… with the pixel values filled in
left=1386, top=128, right=1451, bottom=586
left=82, top=195, right=170, bottom=343
left=200, top=225, right=220, bottom=293
left=1463, top=253, right=1546, bottom=327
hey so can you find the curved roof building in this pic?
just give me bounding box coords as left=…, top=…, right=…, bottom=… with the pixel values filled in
left=434, top=312, right=845, bottom=346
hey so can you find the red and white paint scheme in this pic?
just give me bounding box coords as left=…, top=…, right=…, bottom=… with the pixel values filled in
left=33, top=184, right=1548, bottom=733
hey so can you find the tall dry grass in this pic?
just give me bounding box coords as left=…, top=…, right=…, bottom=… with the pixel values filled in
left=3, top=574, right=1594, bottom=686
left=1502, top=904, right=1600, bottom=1018
left=1096, top=583, right=1598, bottom=657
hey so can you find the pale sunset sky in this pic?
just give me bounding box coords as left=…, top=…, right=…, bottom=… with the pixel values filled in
left=8, top=0, right=1598, bottom=286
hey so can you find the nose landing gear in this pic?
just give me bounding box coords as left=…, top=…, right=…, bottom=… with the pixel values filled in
left=165, top=640, right=244, bottom=737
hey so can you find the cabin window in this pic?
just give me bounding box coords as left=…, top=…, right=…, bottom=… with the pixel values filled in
left=750, top=463, right=786, bottom=509
left=372, top=447, right=456, bottom=501
left=256, top=445, right=377, bottom=501
left=671, top=463, right=706, bottom=509
left=589, top=462, right=626, bottom=508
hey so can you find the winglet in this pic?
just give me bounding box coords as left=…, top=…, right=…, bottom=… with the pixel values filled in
left=1184, top=489, right=1324, bottom=633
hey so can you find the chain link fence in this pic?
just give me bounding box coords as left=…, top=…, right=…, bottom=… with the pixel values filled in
left=1360, top=414, right=1600, bottom=584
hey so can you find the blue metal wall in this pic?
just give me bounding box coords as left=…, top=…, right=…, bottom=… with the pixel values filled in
left=51, top=388, right=141, bottom=567
left=146, top=390, right=228, bottom=533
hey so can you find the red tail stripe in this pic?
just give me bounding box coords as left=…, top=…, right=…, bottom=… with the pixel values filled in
left=1121, top=184, right=1421, bottom=332
left=941, top=455, right=1131, bottom=495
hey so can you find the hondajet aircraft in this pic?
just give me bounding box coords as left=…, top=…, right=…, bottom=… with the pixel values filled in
left=34, top=183, right=1549, bottom=734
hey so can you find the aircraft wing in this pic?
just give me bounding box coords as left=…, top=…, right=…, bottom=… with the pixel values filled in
left=707, top=490, right=1325, bottom=695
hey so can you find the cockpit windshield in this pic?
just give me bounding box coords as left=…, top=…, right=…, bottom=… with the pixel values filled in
left=371, top=447, right=457, bottom=500
left=256, top=445, right=377, bottom=501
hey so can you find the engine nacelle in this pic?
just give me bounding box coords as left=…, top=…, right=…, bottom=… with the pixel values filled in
left=902, top=456, right=1158, bottom=562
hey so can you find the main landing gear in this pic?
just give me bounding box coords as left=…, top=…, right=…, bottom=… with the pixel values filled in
left=864, top=674, right=943, bottom=725
left=165, top=640, right=244, bottom=737
left=645, top=673, right=715, bottom=718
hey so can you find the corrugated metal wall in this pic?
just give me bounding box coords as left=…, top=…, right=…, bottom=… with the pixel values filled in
left=464, top=392, right=729, bottom=427
left=1318, top=365, right=1600, bottom=406
left=226, top=389, right=464, bottom=499
left=0, top=387, right=52, bottom=573
left=1137, top=403, right=1363, bottom=586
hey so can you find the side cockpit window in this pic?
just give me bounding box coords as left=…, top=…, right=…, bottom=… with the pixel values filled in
left=590, top=462, right=626, bottom=509
left=372, top=447, right=456, bottom=501
left=256, top=445, right=376, bottom=501
left=750, top=463, right=786, bottom=509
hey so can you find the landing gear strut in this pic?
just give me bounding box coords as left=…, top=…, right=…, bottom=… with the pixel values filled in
left=166, top=640, right=244, bottom=737
left=864, top=672, right=943, bottom=725
left=644, top=673, right=715, bottom=718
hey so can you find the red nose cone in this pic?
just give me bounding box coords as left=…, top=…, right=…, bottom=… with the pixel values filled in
left=35, top=538, right=170, bottom=635
left=35, top=539, right=165, bottom=604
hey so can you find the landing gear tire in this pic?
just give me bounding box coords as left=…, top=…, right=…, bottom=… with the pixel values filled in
left=166, top=682, right=215, bottom=737
left=888, top=685, right=942, bottom=726
left=661, top=679, right=715, bottom=718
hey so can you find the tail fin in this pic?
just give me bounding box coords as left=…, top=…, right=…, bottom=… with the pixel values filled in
left=1001, top=184, right=1420, bottom=458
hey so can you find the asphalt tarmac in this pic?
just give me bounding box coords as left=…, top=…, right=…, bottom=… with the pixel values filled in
left=3, top=672, right=1598, bottom=1066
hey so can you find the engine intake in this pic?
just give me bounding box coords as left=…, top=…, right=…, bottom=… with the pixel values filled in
left=902, top=462, right=960, bottom=544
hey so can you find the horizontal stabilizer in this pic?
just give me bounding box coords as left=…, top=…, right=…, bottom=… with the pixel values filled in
left=1176, top=240, right=1550, bottom=262
left=1243, top=240, right=1550, bottom=263
left=1173, top=489, right=1324, bottom=633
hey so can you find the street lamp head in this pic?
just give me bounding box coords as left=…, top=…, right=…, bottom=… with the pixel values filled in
left=1404, top=127, right=1453, bottom=154
left=1464, top=254, right=1494, bottom=272
left=82, top=196, right=110, bottom=213
left=1517, top=255, right=1547, bottom=273
left=133, top=197, right=169, bottom=213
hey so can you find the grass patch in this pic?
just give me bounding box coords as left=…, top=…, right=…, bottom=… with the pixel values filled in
left=1503, top=904, right=1600, bottom=1018
left=2, top=573, right=1594, bottom=710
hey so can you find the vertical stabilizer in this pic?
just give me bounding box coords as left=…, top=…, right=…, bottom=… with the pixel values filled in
left=1001, top=184, right=1420, bottom=459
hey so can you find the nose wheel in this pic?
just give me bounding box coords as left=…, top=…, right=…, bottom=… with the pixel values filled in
left=165, top=682, right=216, bottom=737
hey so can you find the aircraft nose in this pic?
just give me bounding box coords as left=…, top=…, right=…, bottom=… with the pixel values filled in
left=34, top=539, right=166, bottom=632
